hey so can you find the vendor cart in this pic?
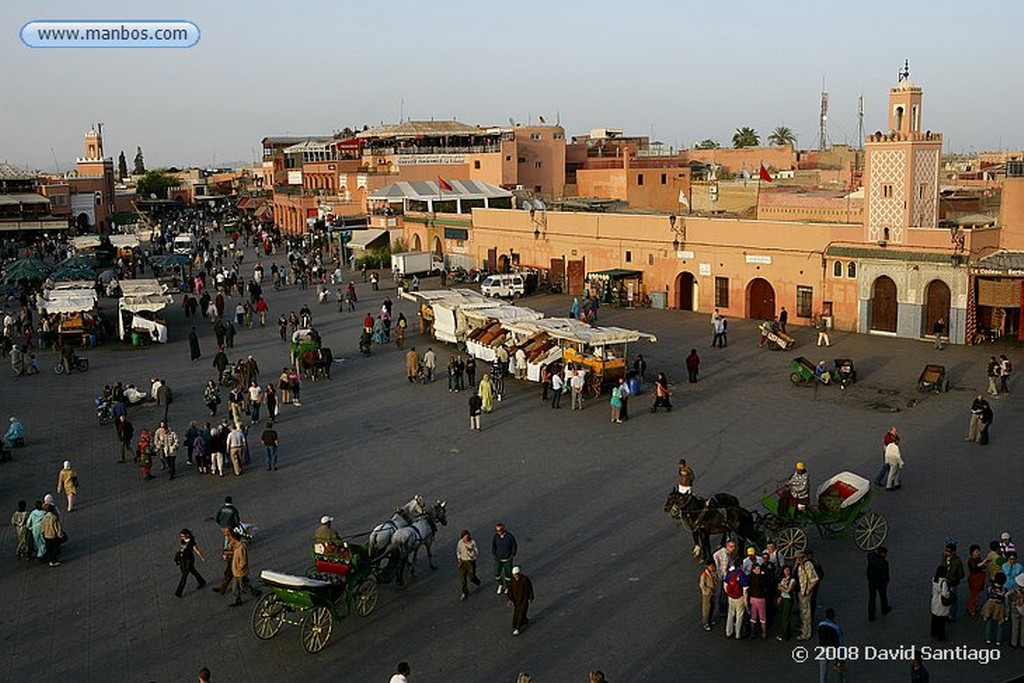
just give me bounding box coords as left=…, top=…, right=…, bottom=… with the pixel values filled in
left=917, top=364, right=949, bottom=393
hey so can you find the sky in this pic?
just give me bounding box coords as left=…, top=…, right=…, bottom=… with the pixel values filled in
left=2, top=0, right=1022, bottom=171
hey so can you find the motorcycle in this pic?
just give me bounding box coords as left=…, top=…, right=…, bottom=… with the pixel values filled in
left=54, top=355, right=89, bottom=375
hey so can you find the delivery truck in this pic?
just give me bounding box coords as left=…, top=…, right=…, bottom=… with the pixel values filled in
left=391, top=251, right=444, bottom=278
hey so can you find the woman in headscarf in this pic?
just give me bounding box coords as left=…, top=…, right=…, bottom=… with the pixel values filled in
left=56, top=461, right=78, bottom=513
left=26, top=499, right=46, bottom=560
left=137, top=428, right=155, bottom=480
left=479, top=373, right=494, bottom=413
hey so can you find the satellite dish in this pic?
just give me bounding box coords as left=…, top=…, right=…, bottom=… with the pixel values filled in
left=508, top=117, right=516, bottom=127
left=538, top=116, right=546, bottom=124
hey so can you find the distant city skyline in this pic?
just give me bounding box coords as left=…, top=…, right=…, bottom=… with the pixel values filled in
left=3, top=0, right=1022, bottom=171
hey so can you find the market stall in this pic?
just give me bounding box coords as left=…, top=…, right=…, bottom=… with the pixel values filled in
left=585, top=269, right=644, bottom=307
left=118, top=279, right=172, bottom=344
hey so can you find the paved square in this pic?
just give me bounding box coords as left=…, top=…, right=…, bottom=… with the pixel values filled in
left=1, top=264, right=1020, bottom=682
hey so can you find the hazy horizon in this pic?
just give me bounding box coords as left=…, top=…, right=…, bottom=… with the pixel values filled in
left=3, top=0, right=1022, bottom=172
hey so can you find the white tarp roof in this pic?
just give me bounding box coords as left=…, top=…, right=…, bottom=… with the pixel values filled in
left=39, top=287, right=97, bottom=313
left=119, top=279, right=166, bottom=296
left=109, top=234, right=141, bottom=248
left=121, top=293, right=172, bottom=313
left=401, top=288, right=492, bottom=306
left=49, top=280, right=95, bottom=291
left=346, top=229, right=389, bottom=250
left=71, top=235, right=102, bottom=250
left=462, top=306, right=544, bottom=325
left=43, top=287, right=96, bottom=301
left=504, top=318, right=657, bottom=345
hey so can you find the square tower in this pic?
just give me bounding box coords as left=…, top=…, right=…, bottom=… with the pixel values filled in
left=863, top=65, right=942, bottom=244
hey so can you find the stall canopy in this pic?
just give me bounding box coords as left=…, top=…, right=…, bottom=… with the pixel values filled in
left=108, top=234, right=141, bottom=249
left=120, top=279, right=171, bottom=312
left=504, top=318, right=657, bottom=345
left=585, top=269, right=644, bottom=281
left=346, top=229, right=389, bottom=251
left=39, top=287, right=97, bottom=314
left=71, top=235, right=102, bottom=251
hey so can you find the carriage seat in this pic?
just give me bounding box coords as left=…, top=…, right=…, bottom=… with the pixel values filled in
left=314, top=558, right=352, bottom=578
left=260, top=570, right=332, bottom=590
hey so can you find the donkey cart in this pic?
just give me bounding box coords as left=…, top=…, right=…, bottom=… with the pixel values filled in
left=758, top=471, right=888, bottom=560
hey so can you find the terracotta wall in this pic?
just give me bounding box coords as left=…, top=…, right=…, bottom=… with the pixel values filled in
left=682, top=145, right=796, bottom=174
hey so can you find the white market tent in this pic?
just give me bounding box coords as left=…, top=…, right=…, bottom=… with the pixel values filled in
left=118, top=279, right=172, bottom=342
left=108, top=234, right=141, bottom=249
left=38, top=287, right=98, bottom=314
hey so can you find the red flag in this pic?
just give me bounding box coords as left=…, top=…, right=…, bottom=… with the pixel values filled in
left=438, top=177, right=453, bottom=192
left=759, top=164, right=773, bottom=182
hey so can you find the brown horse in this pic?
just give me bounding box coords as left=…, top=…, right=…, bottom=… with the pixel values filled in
left=664, top=490, right=759, bottom=563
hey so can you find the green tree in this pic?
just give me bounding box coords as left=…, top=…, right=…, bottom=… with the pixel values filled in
left=133, top=146, right=146, bottom=175
left=767, top=126, right=797, bottom=147
left=695, top=139, right=720, bottom=150
left=117, top=151, right=128, bottom=180
left=135, top=170, right=177, bottom=199
left=732, top=127, right=760, bottom=148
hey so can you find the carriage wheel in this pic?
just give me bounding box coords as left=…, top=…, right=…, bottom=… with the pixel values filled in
left=251, top=593, right=286, bottom=640
left=774, top=526, right=807, bottom=560
left=78, top=358, right=90, bottom=372
left=354, top=576, right=379, bottom=617
left=789, top=372, right=804, bottom=385
left=853, top=511, right=888, bottom=551
left=769, top=341, right=781, bottom=351
left=300, top=606, right=333, bottom=653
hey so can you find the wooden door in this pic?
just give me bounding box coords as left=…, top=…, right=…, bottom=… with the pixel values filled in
left=567, top=259, right=586, bottom=296
left=871, top=276, right=898, bottom=332
left=747, top=278, right=776, bottom=320
left=487, top=247, right=497, bottom=273
left=924, top=279, right=950, bottom=336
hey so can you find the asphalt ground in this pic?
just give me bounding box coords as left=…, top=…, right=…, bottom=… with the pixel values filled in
left=0, top=261, right=1021, bottom=683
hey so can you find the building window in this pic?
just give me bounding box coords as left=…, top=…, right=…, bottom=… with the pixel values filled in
left=847, top=262, right=857, bottom=278
left=518, top=156, right=526, bottom=163
left=714, top=277, right=729, bottom=308
left=637, top=174, right=644, bottom=186
left=882, top=184, right=893, bottom=199
left=883, top=227, right=891, bottom=241
left=625, top=250, right=632, bottom=263
left=506, top=155, right=512, bottom=161
left=553, top=133, right=564, bottom=140
left=833, top=260, right=843, bottom=278
left=534, top=161, right=542, bottom=169
left=648, top=253, right=654, bottom=265
left=918, top=183, right=926, bottom=199
left=474, top=160, right=481, bottom=170
left=530, top=133, right=541, bottom=141
left=796, top=285, right=813, bottom=318
left=661, top=173, right=667, bottom=185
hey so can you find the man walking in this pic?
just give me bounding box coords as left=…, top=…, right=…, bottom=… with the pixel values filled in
left=423, top=348, right=436, bottom=382
left=226, top=424, right=245, bottom=476
left=817, top=608, right=845, bottom=683
left=469, top=390, right=483, bottom=431
left=456, top=530, right=482, bottom=600
left=227, top=529, right=261, bottom=607
left=492, top=522, right=517, bottom=594
left=866, top=546, right=891, bottom=621
left=943, top=542, right=965, bottom=621
left=406, top=347, right=420, bottom=383
left=261, top=421, right=279, bottom=470
left=685, top=349, right=700, bottom=383
left=507, top=566, right=534, bottom=636
left=965, top=395, right=989, bottom=443
left=116, top=415, right=134, bottom=463
left=933, top=317, right=945, bottom=350
left=570, top=369, right=585, bottom=410
left=815, top=313, right=831, bottom=347
left=796, top=553, right=819, bottom=640
left=987, top=356, right=1000, bottom=396
left=778, top=306, right=789, bottom=334
left=550, top=370, right=564, bottom=409
left=999, top=355, right=1012, bottom=394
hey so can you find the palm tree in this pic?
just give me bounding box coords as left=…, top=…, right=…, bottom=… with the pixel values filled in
left=767, top=126, right=797, bottom=148
left=732, top=127, right=760, bottom=148
left=695, top=139, right=720, bottom=150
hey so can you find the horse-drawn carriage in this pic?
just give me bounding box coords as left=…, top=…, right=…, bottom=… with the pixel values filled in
left=252, top=544, right=383, bottom=654
left=290, top=327, right=332, bottom=381
left=665, top=470, right=888, bottom=562
left=759, top=471, right=888, bottom=559
left=252, top=496, right=447, bottom=654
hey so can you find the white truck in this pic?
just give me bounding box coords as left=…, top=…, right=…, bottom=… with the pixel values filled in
left=391, top=251, right=444, bottom=278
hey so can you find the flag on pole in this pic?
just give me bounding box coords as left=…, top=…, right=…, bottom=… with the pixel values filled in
left=438, top=177, right=454, bottom=192
left=759, top=164, right=773, bottom=182
left=678, top=189, right=689, bottom=208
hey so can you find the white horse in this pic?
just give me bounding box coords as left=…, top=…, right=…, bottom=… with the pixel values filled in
left=367, top=495, right=424, bottom=557
left=387, top=500, right=447, bottom=587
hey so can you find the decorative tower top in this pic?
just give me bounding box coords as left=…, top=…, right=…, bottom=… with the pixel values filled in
left=898, top=59, right=910, bottom=83
left=84, top=127, right=104, bottom=160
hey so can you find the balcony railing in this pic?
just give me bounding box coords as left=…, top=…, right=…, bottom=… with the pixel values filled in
left=364, top=144, right=502, bottom=157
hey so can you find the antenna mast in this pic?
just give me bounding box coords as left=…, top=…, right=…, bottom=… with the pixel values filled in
left=817, top=77, right=829, bottom=151
left=856, top=95, right=865, bottom=150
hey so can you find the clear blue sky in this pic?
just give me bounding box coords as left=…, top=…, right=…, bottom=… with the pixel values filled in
left=3, top=0, right=1022, bottom=171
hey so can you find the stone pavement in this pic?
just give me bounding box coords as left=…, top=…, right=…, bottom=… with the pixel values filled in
left=0, top=264, right=1021, bottom=683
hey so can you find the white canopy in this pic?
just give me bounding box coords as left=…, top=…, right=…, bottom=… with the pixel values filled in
left=121, top=293, right=172, bottom=313
left=504, top=318, right=657, bottom=346
left=346, top=229, right=389, bottom=250
left=119, top=279, right=166, bottom=296
left=71, top=235, right=102, bottom=251
left=108, top=234, right=141, bottom=248
left=38, top=286, right=98, bottom=314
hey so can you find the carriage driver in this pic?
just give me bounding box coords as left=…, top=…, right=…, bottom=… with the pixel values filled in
left=677, top=458, right=695, bottom=495
left=314, top=515, right=343, bottom=556
left=777, top=461, right=810, bottom=516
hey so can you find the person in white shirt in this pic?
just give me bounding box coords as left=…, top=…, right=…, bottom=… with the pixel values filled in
left=570, top=370, right=586, bottom=410
left=389, top=662, right=412, bottom=683
left=550, top=371, right=564, bottom=409
left=247, top=381, right=264, bottom=423
left=514, top=348, right=527, bottom=380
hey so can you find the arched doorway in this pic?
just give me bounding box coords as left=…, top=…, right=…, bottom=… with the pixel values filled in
left=747, top=278, right=776, bottom=320
left=497, top=254, right=510, bottom=273
left=411, top=233, right=422, bottom=251
left=675, top=272, right=696, bottom=311
left=871, top=276, right=898, bottom=332
left=923, top=279, right=950, bottom=336
left=431, top=236, right=442, bottom=255
left=76, top=213, right=90, bottom=231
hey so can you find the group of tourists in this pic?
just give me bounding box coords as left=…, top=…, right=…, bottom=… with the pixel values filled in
left=456, top=523, right=535, bottom=636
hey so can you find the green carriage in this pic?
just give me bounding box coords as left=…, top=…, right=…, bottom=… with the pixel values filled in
left=251, top=541, right=386, bottom=654
left=759, top=470, right=888, bottom=560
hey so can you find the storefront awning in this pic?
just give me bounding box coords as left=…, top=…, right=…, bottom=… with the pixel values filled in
left=346, top=229, right=389, bottom=250
left=586, top=269, right=644, bottom=280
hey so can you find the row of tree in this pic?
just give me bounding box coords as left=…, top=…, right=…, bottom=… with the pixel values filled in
left=117, top=147, right=147, bottom=180
left=695, top=126, right=797, bottom=150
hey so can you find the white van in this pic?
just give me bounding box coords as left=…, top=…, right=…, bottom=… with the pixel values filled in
left=481, top=273, right=525, bottom=298
left=173, top=233, right=196, bottom=255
